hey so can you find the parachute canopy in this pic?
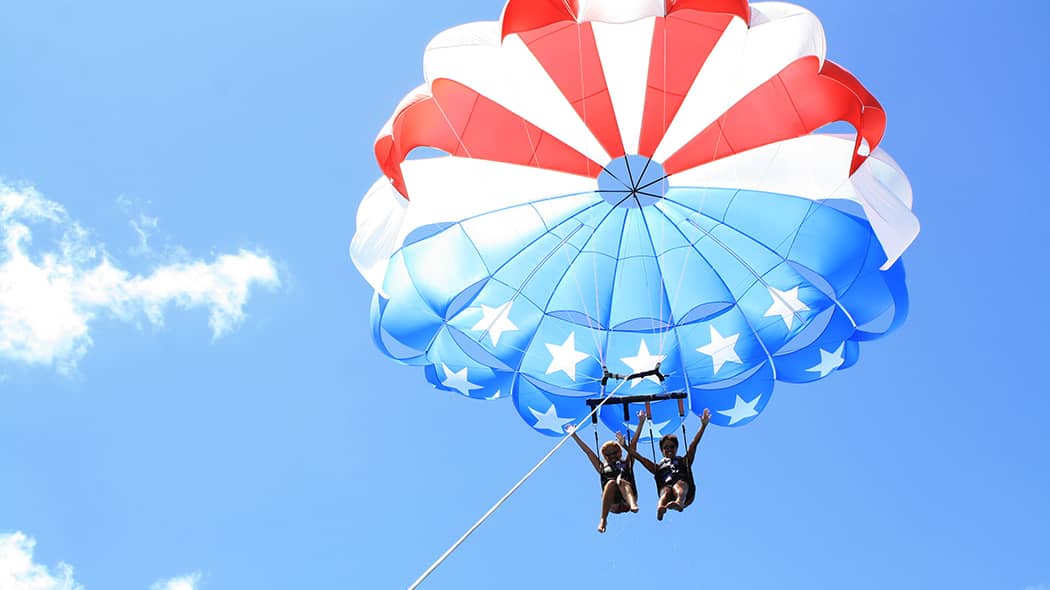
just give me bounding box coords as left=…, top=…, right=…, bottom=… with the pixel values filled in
left=351, top=0, right=918, bottom=436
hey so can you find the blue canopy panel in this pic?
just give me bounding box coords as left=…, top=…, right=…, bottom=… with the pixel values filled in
left=690, top=362, right=775, bottom=427
left=369, top=186, right=908, bottom=435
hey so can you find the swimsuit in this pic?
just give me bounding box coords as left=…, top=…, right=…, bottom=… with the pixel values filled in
left=599, top=460, right=636, bottom=506
left=600, top=460, right=632, bottom=487
left=656, top=455, right=696, bottom=506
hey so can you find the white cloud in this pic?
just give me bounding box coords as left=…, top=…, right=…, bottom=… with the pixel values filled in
left=130, top=214, right=159, bottom=255
left=0, top=532, right=84, bottom=590
left=115, top=195, right=159, bottom=255
left=150, top=572, right=201, bottom=590
left=0, top=532, right=201, bottom=590
left=0, top=182, right=280, bottom=373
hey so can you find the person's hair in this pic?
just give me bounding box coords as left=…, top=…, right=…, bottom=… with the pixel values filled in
left=600, top=440, right=621, bottom=457
left=659, top=434, right=679, bottom=450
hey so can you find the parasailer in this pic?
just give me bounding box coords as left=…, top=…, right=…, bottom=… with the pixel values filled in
left=626, top=408, right=711, bottom=520
left=566, top=410, right=646, bottom=532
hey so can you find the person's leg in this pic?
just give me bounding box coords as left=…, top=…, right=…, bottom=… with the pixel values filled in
left=617, top=479, right=639, bottom=512
left=656, top=486, right=673, bottom=521
left=667, top=481, right=689, bottom=512
left=599, top=481, right=618, bottom=533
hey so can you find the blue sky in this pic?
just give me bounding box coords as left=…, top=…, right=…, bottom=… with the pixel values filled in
left=1, top=1, right=1047, bottom=589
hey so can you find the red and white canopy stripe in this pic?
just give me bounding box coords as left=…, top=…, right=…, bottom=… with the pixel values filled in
left=354, top=0, right=917, bottom=290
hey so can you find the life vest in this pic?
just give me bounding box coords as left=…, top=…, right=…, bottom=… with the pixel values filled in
left=655, top=455, right=696, bottom=506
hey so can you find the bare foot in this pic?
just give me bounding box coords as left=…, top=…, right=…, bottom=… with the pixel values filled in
left=657, top=505, right=666, bottom=521
left=597, top=518, right=607, bottom=533
left=667, top=501, right=683, bottom=512
left=629, top=504, right=639, bottom=513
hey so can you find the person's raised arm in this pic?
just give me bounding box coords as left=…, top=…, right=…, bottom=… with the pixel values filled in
left=628, top=410, right=645, bottom=457
left=566, top=424, right=602, bottom=473
left=620, top=411, right=659, bottom=474
left=685, top=408, right=711, bottom=466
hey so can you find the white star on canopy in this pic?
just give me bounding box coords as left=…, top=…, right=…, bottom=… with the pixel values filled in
left=764, top=286, right=810, bottom=329
left=441, top=364, right=483, bottom=395
left=696, top=326, right=742, bottom=374
left=470, top=301, right=518, bottom=346
left=807, top=343, right=845, bottom=378
left=628, top=417, right=673, bottom=440
left=545, top=332, right=590, bottom=381
left=717, top=394, right=761, bottom=425
left=620, top=340, right=666, bottom=387
left=528, top=403, right=574, bottom=434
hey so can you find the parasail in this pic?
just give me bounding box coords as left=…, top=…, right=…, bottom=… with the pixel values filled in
left=350, top=0, right=918, bottom=438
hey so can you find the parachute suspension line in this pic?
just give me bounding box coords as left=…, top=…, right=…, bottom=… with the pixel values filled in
left=660, top=18, right=671, bottom=358
left=583, top=382, right=689, bottom=467
left=653, top=201, right=777, bottom=381
left=452, top=197, right=603, bottom=359
left=521, top=118, right=542, bottom=170
left=430, top=95, right=473, bottom=160
left=682, top=216, right=784, bottom=378
left=622, top=158, right=669, bottom=358
left=662, top=15, right=668, bottom=157
left=620, top=198, right=664, bottom=360
left=553, top=190, right=647, bottom=369
left=661, top=191, right=671, bottom=361
left=677, top=396, right=688, bottom=442
left=590, top=255, right=604, bottom=367
left=596, top=366, right=668, bottom=460
left=592, top=413, right=600, bottom=458
left=525, top=220, right=602, bottom=364
left=645, top=400, right=657, bottom=462
left=771, top=172, right=864, bottom=331
left=407, top=377, right=634, bottom=590
left=559, top=0, right=575, bottom=17
left=551, top=226, right=606, bottom=367
left=582, top=228, right=609, bottom=368
left=655, top=182, right=672, bottom=359
left=574, top=18, right=586, bottom=167
left=615, top=398, right=637, bottom=452
left=663, top=206, right=693, bottom=357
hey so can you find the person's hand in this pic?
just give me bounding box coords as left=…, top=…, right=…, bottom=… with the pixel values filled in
left=615, top=431, right=626, bottom=445
left=701, top=408, right=711, bottom=425
left=565, top=423, right=577, bottom=435
left=637, top=409, right=648, bottom=423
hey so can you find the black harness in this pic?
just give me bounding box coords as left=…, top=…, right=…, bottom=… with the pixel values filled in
left=599, top=459, right=637, bottom=492
left=655, top=455, right=696, bottom=506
